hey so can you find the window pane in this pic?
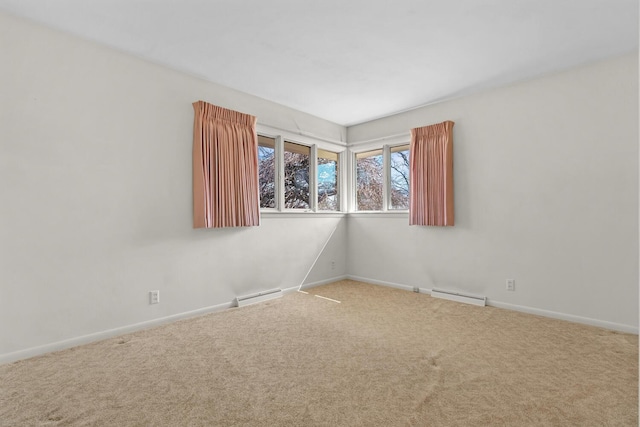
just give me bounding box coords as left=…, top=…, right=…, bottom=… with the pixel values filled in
left=356, top=150, right=383, bottom=211
left=284, top=142, right=310, bottom=209
left=258, top=136, right=276, bottom=208
left=318, top=149, right=339, bottom=211
left=390, top=145, right=410, bottom=210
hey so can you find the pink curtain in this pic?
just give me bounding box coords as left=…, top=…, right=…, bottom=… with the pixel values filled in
left=409, top=121, right=455, bottom=226
left=193, top=101, right=260, bottom=228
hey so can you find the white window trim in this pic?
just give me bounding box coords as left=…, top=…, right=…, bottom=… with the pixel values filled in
left=257, top=123, right=346, bottom=215
left=256, top=124, right=412, bottom=217
left=275, top=135, right=285, bottom=210
left=348, top=211, right=408, bottom=218
left=388, top=143, right=411, bottom=212
left=309, top=144, right=318, bottom=211
left=350, top=139, right=411, bottom=213
left=383, top=145, right=391, bottom=211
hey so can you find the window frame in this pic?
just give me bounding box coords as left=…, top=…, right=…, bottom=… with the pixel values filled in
left=388, top=144, right=411, bottom=211
left=256, top=124, right=345, bottom=215
left=257, top=135, right=278, bottom=210
left=350, top=141, right=411, bottom=213
left=317, top=148, right=341, bottom=212
left=282, top=140, right=312, bottom=210
left=354, top=148, right=384, bottom=212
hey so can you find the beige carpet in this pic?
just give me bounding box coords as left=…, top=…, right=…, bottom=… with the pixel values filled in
left=0, top=280, right=637, bottom=426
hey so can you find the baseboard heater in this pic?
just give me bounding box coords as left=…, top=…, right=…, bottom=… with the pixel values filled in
left=430, top=288, right=486, bottom=307
left=235, top=289, right=283, bottom=307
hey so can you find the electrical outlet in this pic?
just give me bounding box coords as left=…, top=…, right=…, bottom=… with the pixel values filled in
left=331, top=261, right=335, bottom=270
left=150, top=290, right=160, bottom=304
left=506, top=279, right=515, bottom=291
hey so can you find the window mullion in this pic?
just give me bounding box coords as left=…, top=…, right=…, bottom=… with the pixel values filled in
left=338, top=151, right=346, bottom=212
left=349, top=151, right=357, bottom=212
left=310, top=144, right=318, bottom=212
left=275, top=136, right=285, bottom=211
left=383, top=145, right=390, bottom=212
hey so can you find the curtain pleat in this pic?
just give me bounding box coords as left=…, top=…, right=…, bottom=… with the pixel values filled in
left=409, top=121, right=454, bottom=226
left=193, top=101, right=260, bottom=228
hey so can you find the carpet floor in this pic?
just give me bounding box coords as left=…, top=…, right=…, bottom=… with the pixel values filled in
left=0, top=280, right=637, bottom=426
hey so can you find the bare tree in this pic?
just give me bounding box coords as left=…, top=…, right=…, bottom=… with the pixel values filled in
left=318, top=158, right=338, bottom=210
left=258, top=147, right=276, bottom=208
left=258, top=149, right=311, bottom=209
left=283, top=152, right=309, bottom=208
left=356, top=156, right=383, bottom=210
left=390, top=150, right=410, bottom=209
left=260, top=148, right=409, bottom=211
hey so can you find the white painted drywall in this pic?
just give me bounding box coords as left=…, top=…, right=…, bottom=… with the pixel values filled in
left=1, top=10, right=637, bottom=362
left=347, top=53, right=639, bottom=331
left=0, top=12, right=347, bottom=359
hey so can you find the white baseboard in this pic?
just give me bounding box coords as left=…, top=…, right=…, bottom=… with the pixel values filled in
left=281, top=275, right=350, bottom=294
left=2, top=277, right=350, bottom=365
left=346, top=275, right=638, bottom=334
left=0, top=301, right=234, bottom=365
left=487, top=300, right=638, bottom=334
left=347, top=275, right=418, bottom=293
left=4, top=276, right=636, bottom=365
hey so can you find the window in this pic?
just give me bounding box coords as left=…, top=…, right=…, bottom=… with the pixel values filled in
left=356, top=149, right=383, bottom=211
left=318, top=149, right=339, bottom=211
left=257, top=131, right=342, bottom=212
left=284, top=142, right=310, bottom=209
left=258, top=136, right=276, bottom=209
left=355, top=145, right=410, bottom=212
left=390, top=145, right=410, bottom=210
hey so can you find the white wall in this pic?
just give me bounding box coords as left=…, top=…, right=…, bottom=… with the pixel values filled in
left=347, top=53, right=639, bottom=331
left=0, top=12, right=347, bottom=361
left=1, top=11, right=637, bottom=363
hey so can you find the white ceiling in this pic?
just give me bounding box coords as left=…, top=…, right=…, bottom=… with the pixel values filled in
left=1, top=0, right=638, bottom=126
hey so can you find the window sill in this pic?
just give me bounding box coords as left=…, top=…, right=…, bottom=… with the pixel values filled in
left=259, top=210, right=409, bottom=219
left=260, top=210, right=346, bottom=219
left=348, top=211, right=409, bottom=218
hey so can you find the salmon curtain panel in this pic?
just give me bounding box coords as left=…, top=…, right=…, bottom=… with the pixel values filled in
left=192, top=101, right=260, bottom=228
left=409, top=121, right=455, bottom=226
